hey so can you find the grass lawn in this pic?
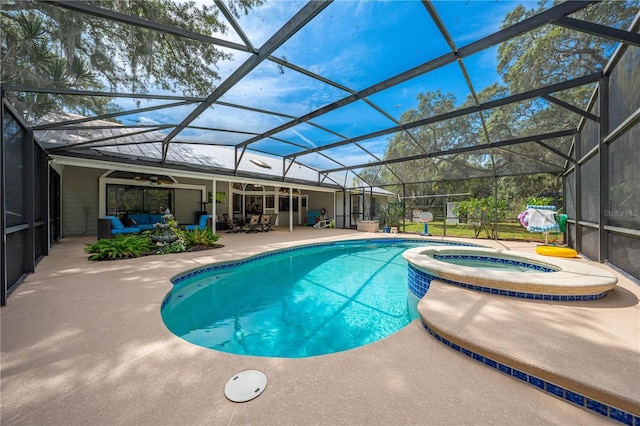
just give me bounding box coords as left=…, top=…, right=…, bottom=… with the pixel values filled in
left=396, top=221, right=565, bottom=244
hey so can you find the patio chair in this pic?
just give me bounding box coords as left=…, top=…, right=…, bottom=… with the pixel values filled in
left=223, top=213, right=239, bottom=233
left=186, top=214, right=210, bottom=231
left=265, top=213, right=278, bottom=231
left=258, top=214, right=270, bottom=232
left=243, top=215, right=261, bottom=233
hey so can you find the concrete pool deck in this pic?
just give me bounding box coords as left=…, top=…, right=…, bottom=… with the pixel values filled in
left=1, top=228, right=638, bottom=425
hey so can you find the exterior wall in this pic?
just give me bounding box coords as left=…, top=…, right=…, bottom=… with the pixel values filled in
left=214, top=181, right=230, bottom=222
left=174, top=188, right=203, bottom=225
left=308, top=191, right=334, bottom=221
left=61, top=166, right=106, bottom=237
left=173, top=178, right=230, bottom=223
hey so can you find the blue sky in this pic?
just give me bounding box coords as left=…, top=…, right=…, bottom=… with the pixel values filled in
left=125, top=1, right=538, bottom=167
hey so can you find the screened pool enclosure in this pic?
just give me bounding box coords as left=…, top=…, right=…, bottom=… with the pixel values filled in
left=1, top=0, right=639, bottom=303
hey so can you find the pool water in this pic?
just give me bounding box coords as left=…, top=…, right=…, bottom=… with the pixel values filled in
left=162, top=240, right=449, bottom=358
left=433, top=258, right=543, bottom=272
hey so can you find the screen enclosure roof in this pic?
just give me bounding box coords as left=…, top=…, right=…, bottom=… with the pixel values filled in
left=3, top=0, right=639, bottom=190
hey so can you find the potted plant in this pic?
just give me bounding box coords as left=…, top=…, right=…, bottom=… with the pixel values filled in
left=379, top=201, right=405, bottom=232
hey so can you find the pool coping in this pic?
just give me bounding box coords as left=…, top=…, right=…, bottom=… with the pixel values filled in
left=403, top=246, right=618, bottom=297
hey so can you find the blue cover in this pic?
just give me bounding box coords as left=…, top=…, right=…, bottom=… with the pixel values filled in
left=128, top=214, right=149, bottom=225
left=186, top=214, right=210, bottom=231
left=105, top=216, right=125, bottom=230
left=127, top=213, right=163, bottom=230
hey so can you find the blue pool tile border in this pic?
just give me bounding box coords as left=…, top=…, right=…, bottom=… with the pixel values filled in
left=422, top=322, right=638, bottom=425
left=171, top=238, right=479, bottom=286
left=407, top=264, right=607, bottom=301
left=432, top=254, right=558, bottom=272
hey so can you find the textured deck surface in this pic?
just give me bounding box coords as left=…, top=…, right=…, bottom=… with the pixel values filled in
left=2, top=229, right=637, bottom=425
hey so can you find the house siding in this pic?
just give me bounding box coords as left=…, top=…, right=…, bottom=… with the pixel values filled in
left=62, top=166, right=106, bottom=237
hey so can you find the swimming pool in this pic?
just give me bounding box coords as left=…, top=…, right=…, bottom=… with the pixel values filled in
left=162, top=239, right=469, bottom=358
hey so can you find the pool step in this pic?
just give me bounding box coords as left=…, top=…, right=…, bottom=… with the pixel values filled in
left=419, top=280, right=640, bottom=425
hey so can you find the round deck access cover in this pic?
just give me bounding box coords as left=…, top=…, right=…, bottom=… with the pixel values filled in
left=224, top=370, right=267, bottom=402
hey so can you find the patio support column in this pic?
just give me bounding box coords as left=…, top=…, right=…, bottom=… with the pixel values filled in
left=211, top=178, right=217, bottom=233
left=1, top=101, right=6, bottom=306
left=333, top=191, right=336, bottom=229
left=289, top=187, right=293, bottom=232
left=369, top=186, right=373, bottom=220
left=228, top=181, right=233, bottom=216
left=24, top=130, right=35, bottom=274
left=402, top=184, right=406, bottom=230
left=341, top=191, right=346, bottom=229
left=598, top=76, right=610, bottom=262
left=574, top=132, right=582, bottom=253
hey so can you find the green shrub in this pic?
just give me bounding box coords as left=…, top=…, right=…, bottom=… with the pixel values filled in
left=156, top=239, right=187, bottom=254
left=85, top=234, right=156, bottom=261
left=457, top=197, right=508, bottom=239
left=181, top=227, right=220, bottom=248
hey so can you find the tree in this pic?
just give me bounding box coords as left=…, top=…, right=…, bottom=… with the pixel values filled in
left=498, top=1, right=637, bottom=97
left=374, top=0, right=636, bottom=205
left=1, top=0, right=263, bottom=121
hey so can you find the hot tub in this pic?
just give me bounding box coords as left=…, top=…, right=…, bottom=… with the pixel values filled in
left=403, top=246, right=617, bottom=301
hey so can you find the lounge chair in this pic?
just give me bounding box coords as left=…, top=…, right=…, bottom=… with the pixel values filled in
left=313, top=218, right=333, bottom=228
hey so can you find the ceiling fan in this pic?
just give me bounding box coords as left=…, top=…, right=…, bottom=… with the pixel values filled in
left=133, top=175, right=174, bottom=186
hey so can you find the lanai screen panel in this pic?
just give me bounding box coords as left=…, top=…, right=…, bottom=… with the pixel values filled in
left=2, top=0, right=638, bottom=190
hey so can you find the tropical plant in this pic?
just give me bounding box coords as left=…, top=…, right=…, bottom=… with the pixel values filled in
left=85, top=234, right=156, bottom=261
left=181, top=227, right=220, bottom=248
left=378, top=201, right=405, bottom=228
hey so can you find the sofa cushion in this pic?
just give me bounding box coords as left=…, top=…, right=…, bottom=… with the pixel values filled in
left=105, top=216, right=125, bottom=230
left=128, top=214, right=150, bottom=225
left=149, top=214, right=163, bottom=224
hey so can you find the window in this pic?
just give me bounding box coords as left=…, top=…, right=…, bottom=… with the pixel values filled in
left=232, top=193, right=242, bottom=214
left=106, top=185, right=174, bottom=215
left=279, top=196, right=298, bottom=211
left=245, top=195, right=262, bottom=215
left=266, top=195, right=275, bottom=209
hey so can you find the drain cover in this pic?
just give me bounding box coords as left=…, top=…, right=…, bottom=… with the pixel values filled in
left=224, top=370, right=267, bottom=402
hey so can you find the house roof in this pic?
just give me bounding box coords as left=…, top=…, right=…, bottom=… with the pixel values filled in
left=36, top=112, right=396, bottom=195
